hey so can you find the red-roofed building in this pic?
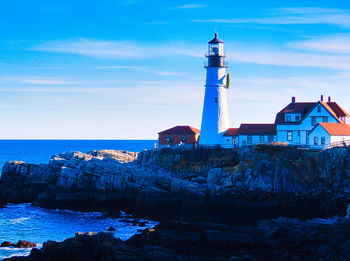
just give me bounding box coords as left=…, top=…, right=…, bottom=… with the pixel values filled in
left=158, top=126, right=200, bottom=147
left=275, top=96, right=350, bottom=146
left=309, top=123, right=350, bottom=148
left=223, top=124, right=276, bottom=147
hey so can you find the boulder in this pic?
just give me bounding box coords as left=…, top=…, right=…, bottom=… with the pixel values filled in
left=15, top=240, right=36, bottom=248
left=1, top=241, right=14, bottom=247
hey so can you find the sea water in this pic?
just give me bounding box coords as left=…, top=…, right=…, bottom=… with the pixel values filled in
left=0, top=139, right=156, bottom=169
left=0, top=140, right=157, bottom=259
left=0, top=204, right=159, bottom=259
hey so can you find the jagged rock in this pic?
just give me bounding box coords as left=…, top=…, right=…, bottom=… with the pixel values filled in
left=0, top=145, right=350, bottom=222
left=1, top=241, right=14, bottom=247
left=15, top=240, right=36, bottom=248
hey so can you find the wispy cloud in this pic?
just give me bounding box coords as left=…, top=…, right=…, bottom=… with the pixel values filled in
left=96, top=65, right=149, bottom=70
left=154, top=71, right=184, bottom=76
left=31, top=39, right=202, bottom=59
left=169, top=4, right=205, bottom=10
left=193, top=7, right=350, bottom=28
left=226, top=48, right=350, bottom=71
left=288, top=34, right=350, bottom=53
left=96, top=65, right=183, bottom=76
left=0, top=77, right=76, bottom=85
left=143, top=21, right=168, bottom=25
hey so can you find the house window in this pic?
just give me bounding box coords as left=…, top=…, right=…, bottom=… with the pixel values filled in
left=314, top=137, right=318, bottom=145
left=321, top=137, right=325, bottom=145
left=166, top=136, right=172, bottom=144
left=181, top=136, right=187, bottom=143
left=247, top=136, right=252, bottom=145
left=286, top=115, right=291, bottom=122
left=311, top=117, right=316, bottom=126
left=268, top=135, right=274, bottom=143
left=214, top=97, right=218, bottom=103
left=295, top=115, right=300, bottom=121
left=259, top=135, right=264, bottom=143
left=233, top=137, right=236, bottom=144
left=287, top=131, right=293, bottom=141
left=306, top=132, right=310, bottom=145
left=318, top=106, right=321, bottom=112
left=323, top=116, right=328, bottom=123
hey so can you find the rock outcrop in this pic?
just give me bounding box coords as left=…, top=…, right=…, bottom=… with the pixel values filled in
left=6, top=217, right=350, bottom=261
left=0, top=145, right=350, bottom=220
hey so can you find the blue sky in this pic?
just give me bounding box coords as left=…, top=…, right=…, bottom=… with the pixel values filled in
left=2, top=0, right=350, bottom=139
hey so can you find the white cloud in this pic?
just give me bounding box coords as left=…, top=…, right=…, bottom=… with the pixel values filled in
left=288, top=34, right=350, bottom=53
left=226, top=47, right=350, bottom=71
left=193, top=7, right=350, bottom=28
left=169, top=4, right=205, bottom=10
left=31, top=39, right=202, bottom=59
left=154, top=71, right=184, bottom=76
left=278, top=7, right=348, bottom=15
left=0, top=77, right=76, bottom=85
left=96, top=65, right=149, bottom=70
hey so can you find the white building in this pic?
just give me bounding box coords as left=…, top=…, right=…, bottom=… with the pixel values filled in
left=275, top=96, right=350, bottom=146
left=309, top=122, right=350, bottom=149
left=220, top=96, right=350, bottom=149
left=223, top=124, right=276, bottom=147
left=199, top=33, right=230, bottom=146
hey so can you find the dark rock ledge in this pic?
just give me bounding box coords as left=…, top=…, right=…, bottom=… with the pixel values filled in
left=5, top=218, right=350, bottom=261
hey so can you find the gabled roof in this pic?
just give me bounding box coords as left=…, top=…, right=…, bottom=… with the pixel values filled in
left=223, top=128, right=239, bottom=136
left=237, top=124, right=276, bottom=135
left=158, top=125, right=200, bottom=135
left=275, top=100, right=349, bottom=124
left=315, top=123, right=350, bottom=136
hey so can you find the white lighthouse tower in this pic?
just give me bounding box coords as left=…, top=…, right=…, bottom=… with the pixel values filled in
left=199, top=33, right=230, bottom=146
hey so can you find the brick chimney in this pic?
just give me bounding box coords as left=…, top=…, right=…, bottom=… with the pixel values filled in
left=292, top=96, right=296, bottom=104
left=328, top=96, right=331, bottom=102
left=320, top=95, right=324, bottom=101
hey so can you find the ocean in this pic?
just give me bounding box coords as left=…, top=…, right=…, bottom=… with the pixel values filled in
left=0, top=139, right=156, bottom=169
left=0, top=140, right=157, bottom=259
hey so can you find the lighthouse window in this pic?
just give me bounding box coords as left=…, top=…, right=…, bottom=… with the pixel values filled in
left=214, top=97, right=218, bottom=103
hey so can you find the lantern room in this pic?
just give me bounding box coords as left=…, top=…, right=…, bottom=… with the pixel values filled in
left=207, top=33, right=224, bottom=56
left=205, top=33, right=226, bottom=68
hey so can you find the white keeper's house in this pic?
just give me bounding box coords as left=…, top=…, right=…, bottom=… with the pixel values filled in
left=158, top=33, right=350, bottom=149
left=222, top=95, right=350, bottom=148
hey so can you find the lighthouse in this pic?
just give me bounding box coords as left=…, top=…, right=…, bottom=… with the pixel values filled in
left=199, top=33, right=230, bottom=146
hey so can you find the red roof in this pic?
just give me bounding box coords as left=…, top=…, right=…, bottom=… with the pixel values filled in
left=158, top=125, right=200, bottom=135
left=275, top=101, right=349, bottom=124
left=223, top=128, right=239, bottom=136
left=317, top=123, right=350, bottom=136
left=237, top=124, right=276, bottom=135
left=326, top=102, right=350, bottom=117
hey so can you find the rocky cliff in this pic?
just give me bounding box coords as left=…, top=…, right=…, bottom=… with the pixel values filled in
left=0, top=145, right=349, bottom=221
